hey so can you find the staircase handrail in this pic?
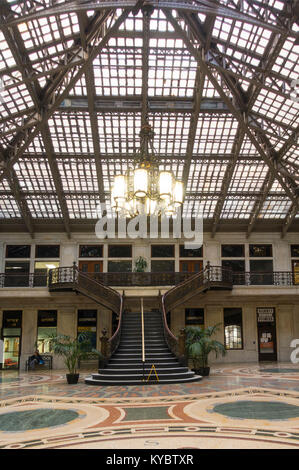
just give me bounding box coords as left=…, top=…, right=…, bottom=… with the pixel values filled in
left=161, top=265, right=233, bottom=357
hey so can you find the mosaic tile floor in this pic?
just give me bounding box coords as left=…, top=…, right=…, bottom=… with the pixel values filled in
left=0, top=363, right=299, bottom=449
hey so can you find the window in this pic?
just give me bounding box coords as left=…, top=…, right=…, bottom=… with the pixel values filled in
left=250, top=260, right=273, bottom=285
left=151, top=260, right=175, bottom=272
left=77, top=309, right=97, bottom=351
left=79, top=245, right=103, bottom=258
left=291, top=245, right=299, bottom=257
left=179, top=245, right=203, bottom=257
left=34, top=261, right=59, bottom=286
left=2, top=311, right=22, bottom=369
left=221, top=245, right=245, bottom=257
left=222, top=260, right=245, bottom=272
left=185, top=308, right=204, bottom=326
left=151, top=245, right=174, bottom=257
left=108, top=245, right=132, bottom=258
left=4, top=261, right=30, bottom=287
left=249, top=244, right=272, bottom=257
left=224, top=308, right=243, bottom=349
left=108, top=261, right=132, bottom=272
left=6, top=245, right=31, bottom=258
left=35, top=245, right=60, bottom=258
left=37, top=310, right=57, bottom=353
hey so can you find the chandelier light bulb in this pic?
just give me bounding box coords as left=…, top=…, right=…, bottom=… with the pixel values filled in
left=159, top=171, right=174, bottom=200
left=134, top=167, right=148, bottom=198
left=173, top=180, right=184, bottom=207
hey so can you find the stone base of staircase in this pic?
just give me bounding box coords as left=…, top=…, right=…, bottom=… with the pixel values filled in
left=85, top=311, right=202, bottom=386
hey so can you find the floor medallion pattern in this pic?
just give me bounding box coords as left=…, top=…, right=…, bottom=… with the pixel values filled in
left=0, top=363, right=299, bottom=449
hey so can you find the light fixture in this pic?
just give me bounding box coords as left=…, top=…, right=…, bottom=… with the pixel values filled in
left=111, top=123, right=184, bottom=217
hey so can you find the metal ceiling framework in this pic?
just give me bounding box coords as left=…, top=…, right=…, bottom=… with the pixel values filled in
left=0, top=0, right=298, bottom=238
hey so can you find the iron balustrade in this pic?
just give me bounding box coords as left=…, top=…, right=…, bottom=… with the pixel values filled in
left=161, top=266, right=232, bottom=358
left=0, top=269, right=297, bottom=288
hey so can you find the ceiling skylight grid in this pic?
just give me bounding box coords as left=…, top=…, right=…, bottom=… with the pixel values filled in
left=48, top=112, right=93, bottom=154
left=66, top=195, right=101, bottom=219
left=260, top=197, right=293, bottom=218
left=13, top=158, right=55, bottom=192
left=183, top=198, right=217, bottom=219
left=93, top=38, right=143, bottom=96
left=97, top=113, right=141, bottom=154
left=0, top=195, right=21, bottom=218
left=149, top=113, right=191, bottom=155
left=148, top=39, right=197, bottom=97
left=193, top=115, right=238, bottom=154
left=228, top=162, right=268, bottom=193
left=25, top=195, right=62, bottom=218
left=187, top=160, right=228, bottom=192
left=57, top=158, right=99, bottom=192
left=221, top=198, right=255, bottom=219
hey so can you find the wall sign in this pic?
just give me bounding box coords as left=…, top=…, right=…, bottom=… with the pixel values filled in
left=257, top=307, right=275, bottom=323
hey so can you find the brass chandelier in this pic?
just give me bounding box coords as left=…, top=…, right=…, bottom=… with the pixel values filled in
left=111, top=123, right=184, bottom=217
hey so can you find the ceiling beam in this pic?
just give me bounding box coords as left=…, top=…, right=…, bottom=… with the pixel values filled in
left=1, top=1, right=294, bottom=34
left=211, top=128, right=245, bottom=237
left=40, top=124, right=72, bottom=238
left=0, top=8, right=131, bottom=183
left=4, top=168, right=35, bottom=238
left=163, top=10, right=298, bottom=209
left=78, top=11, right=107, bottom=205
left=282, top=203, right=299, bottom=238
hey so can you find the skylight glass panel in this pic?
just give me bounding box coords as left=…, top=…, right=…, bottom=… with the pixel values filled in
left=0, top=32, right=16, bottom=70
left=57, top=158, right=99, bottom=192
left=66, top=195, right=101, bottom=219
left=97, top=113, right=141, bottom=154
left=14, top=158, right=55, bottom=192
left=0, top=195, right=21, bottom=218
left=229, top=162, right=268, bottom=193
left=252, top=88, right=299, bottom=128
left=260, top=197, right=292, bottom=218
left=0, top=82, right=34, bottom=116
left=49, top=112, right=93, bottom=154
left=26, top=195, right=62, bottom=218
left=148, top=38, right=197, bottom=97
left=187, top=160, right=228, bottom=192
left=94, top=37, right=143, bottom=96
left=25, top=135, right=45, bottom=153
left=193, top=115, right=238, bottom=154
left=183, top=198, right=216, bottom=219
left=221, top=198, right=255, bottom=219
left=150, top=113, right=191, bottom=155
left=283, top=145, right=299, bottom=165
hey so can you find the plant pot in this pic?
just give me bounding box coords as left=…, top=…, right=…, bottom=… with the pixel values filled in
left=192, top=367, right=210, bottom=376
left=66, top=373, right=79, bottom=384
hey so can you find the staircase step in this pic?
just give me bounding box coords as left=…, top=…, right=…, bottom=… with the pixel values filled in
left=98, top=367, right=189, bottom=375
left=85, top=375, right=202, bottom=386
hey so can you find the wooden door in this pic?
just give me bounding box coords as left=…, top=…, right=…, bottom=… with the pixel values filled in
left=179, top=260, right=203, bottom=273
left=258, top=324, right=277, bottom=362
left=79, top=261, right=103, bottom=273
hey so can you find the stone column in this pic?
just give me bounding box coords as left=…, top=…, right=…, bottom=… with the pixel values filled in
left=20, top=309, right=38, bottom=370
left=55, top=306, right=76, bottom=369
left=0, top=241, right=5, bottom=272
left=60, top=243, right=77, bottom=267
left=242, top=305, right=258, bottom=362
left=205, top=305, right=223, bottom=364
left=170, top=308, right=185, bottom=336
left=98, top=307, right=112, bottom=338
left=204, top=242, right=220, bottom=266
left=277, top=304, right=294, bottom=362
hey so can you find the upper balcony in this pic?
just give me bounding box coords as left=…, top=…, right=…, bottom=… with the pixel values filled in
left=0, top=269, right=297, bottom=289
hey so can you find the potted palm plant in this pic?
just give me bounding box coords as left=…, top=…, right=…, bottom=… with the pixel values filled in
left=185, top=324, right=226, bottom=376
left=133, top=256, right=148, bottom=272
left=47, top=332, right=103, bottom=384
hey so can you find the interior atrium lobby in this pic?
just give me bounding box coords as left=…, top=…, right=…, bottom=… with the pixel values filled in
left=0, top=0, right=298, bottom=455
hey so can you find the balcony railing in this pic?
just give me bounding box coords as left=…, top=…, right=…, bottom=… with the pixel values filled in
left=0, top=270, right=297, bottom=288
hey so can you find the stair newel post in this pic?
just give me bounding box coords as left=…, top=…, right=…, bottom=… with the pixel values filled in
left=141, top=297, right=145, bottom=382
left=178, top=328, right=187, bottom=367
left=100, top=328, right=109, bottom=368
